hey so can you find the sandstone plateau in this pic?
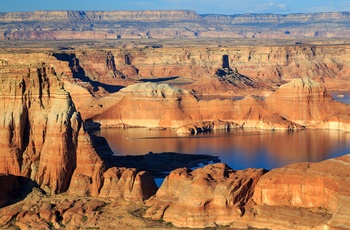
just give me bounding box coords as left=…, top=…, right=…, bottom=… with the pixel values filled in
left=1, top=10, right=350, bottom=40
left=45, top=42, right=350, bottom=94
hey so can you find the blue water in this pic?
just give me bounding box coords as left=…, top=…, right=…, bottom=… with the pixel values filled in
left=94, top=128, right=350, bottom=171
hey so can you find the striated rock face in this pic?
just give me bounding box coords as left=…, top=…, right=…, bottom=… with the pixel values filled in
left=142, top=155, right=350, bottom=229
left=91, top=78, right=350, bottom=132
left=248, top=154, right=350, bottom=229
left=0, top=54, right=81, bottom=193
left=58, top=44, right=350, bottom=93
left=0, top=53, right=157, bottom=200
left=92, top=82, right=200, bottom=128
left=144, top=163, right=267, bottom=228
left=99, top=168, right=157, bottom=201
left=265, top=78, right=350, bottom=129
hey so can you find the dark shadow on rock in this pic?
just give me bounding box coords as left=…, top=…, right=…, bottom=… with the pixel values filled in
left=90, top=134, right=115, bottom=160
left=110, top=152, right=220, bottom=178
left=88, top=134, right=220, bottom=179
left=139, top=76, right=179, bottom=83
left=84, top=119, right=102, bottom=131
left=0, top=174, right=45, bottom=208
left=52, top=53, right=124, bottom=93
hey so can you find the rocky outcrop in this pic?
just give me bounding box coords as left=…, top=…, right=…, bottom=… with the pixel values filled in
left=143, top=155, right=350, bottom=229
left=144, top=163, right=267, bottom=228
left=91, top=82, right=200, bottom=128
left=265, top=78, right=350, bottom=130
left=247, top=154, right=350, bottom=229
left=0, top=53, right=157, bottom=200
left=176, top=120, right=239, bottom=135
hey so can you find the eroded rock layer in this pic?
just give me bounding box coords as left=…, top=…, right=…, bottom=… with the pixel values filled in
left=91, top=79, right=350, bottom=132
left=49, top=44, right=350, bottom=94
left=0, top=53, right=157, bottom=200
left=145, top=163, right=266, bottom=228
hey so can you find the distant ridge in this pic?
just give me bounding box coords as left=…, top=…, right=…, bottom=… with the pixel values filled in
left=1, top=10, right=350, bottom=40
left=0, top=10, right=202, bottom=22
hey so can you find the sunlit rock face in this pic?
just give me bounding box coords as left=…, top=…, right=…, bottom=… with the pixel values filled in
left=144, top=163, right=266, bottom=228
left=0, top=53, right=158, bottom=200
left=142, top=155, right=350, bottom=229
left=249, top=154, right=350, bottom=229
left=91, top=82, right=200, bottom=128
left=92, top=79, right=350, bottom=131
left=265, top=78, right=350, bottom=130
left=0, top=53, right=80, bottom=193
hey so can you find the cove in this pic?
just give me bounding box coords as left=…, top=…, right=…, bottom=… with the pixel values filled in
left=94, top=128, right=350, bottom=171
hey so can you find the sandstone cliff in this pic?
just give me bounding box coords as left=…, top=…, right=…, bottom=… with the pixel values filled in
left=89, top=78, right=350, bottom=132
left=0, top=53, right=157, bottom=200
left=248, top=154, right=350, bottom=229
left=51, top=44, right=350, bottom=94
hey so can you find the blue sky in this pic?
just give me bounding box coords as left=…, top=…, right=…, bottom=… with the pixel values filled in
left=1, top=0, right=350, bottom=14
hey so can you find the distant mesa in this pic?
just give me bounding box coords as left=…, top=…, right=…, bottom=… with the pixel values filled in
left=1, top=10, right=350, bottom=40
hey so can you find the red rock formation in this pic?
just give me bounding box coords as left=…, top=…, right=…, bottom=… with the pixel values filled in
left=265, top=78, right=350, bottom=130
left=99, top=167, right=157, bottom=201
left=90, top=78, right=350, bottom=132
left=248, top=154, right=350, bottom=229
left=142, top=155, right=350, bottom=229
left=144, top=163, right=266, bottom=228
left=0, top=53, right=157, bottom=200
left=90, top=82, right=306, bottom=131
left=62, top=44, right=350, bottom=93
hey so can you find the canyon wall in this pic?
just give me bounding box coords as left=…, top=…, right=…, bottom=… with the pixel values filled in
left=0, top=52, right=157, bottom=199
left=58, top=44, right=350, bottom=94
left=1, top=10, right=350, bottom=40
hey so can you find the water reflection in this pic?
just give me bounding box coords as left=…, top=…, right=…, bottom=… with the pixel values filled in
left=329, top=92, right=350, bottom=104
left=93, top=128, right=350, bottom=170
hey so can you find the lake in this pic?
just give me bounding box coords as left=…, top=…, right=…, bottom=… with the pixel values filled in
left=94, top=128, right=350, bottom=171
left=93, top=92, right=350, bottom=182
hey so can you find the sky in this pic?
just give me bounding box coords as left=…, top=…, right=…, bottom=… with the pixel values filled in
left=1, top=0, right=350, bottom=15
